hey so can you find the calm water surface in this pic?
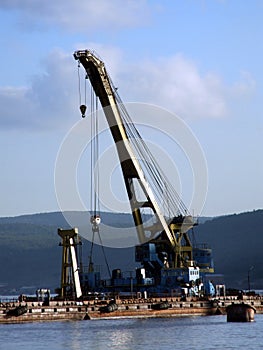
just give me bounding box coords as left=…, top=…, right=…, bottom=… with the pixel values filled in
left=0, top=314, right=262, bottom=350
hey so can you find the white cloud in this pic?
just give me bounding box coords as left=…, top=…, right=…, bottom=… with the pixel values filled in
left=0, top=0, right=151, bottom=32
left=0, top=45, right=125, bottom=131
left=118, top=54, right=227, bottom=120
left=0, top=49, right=77, bottom=130
left=0, top=45, right=257, bottom=130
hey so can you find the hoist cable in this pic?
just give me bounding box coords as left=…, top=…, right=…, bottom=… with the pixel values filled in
left=77, top=62, right=82, bottom=106
left=119, top=105, right=187, bottom=215
left=84, top=74, right=87, bottom=106
left=110, top=86, right=190, bottom=218
left=89, top=81, right=110, bottom=277
left=90, top=86, right=94, bottom=213
left=88, top=230, right=95, bottom=270
left=77, top=62, right=111, bottom=281
left=95, top=96, right=100, bottom=214
left=122, top=102, right=188, bottom=215
left=97, top=231, right=111, bottom=278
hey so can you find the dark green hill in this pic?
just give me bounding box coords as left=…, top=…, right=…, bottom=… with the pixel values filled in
left=194, top=209, right=263, bottom=289
left=0, top=211, right=135, bottom=228
left=0, top=212, right=137, bottom=295
left=0, top=210, right=262, bottom=294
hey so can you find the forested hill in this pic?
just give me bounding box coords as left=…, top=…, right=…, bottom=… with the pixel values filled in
left=194, top=209, right=263, bottom=289
left=0, top=211, right=136, bottom=295
left=0, top=209, right=262, bottom=294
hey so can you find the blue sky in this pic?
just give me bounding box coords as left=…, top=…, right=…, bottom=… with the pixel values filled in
left=0, top=0, right=262, bottom=217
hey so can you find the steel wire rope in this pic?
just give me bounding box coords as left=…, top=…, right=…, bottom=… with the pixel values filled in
left=90, top=85, right=94, bottom=214
left=89, top=84, right=111, bottom=278
left=88, top=229, right=95, bottom=271
left=115, top=100, right=168, bottom=204
left=123, top=105, right=189, bottom=216
left=117, top=104, right=172, bottom=214
left=95, top=95, right=100, bottom=215
left=116, top=98, right=189, bottom=217
left=77, top=62, right=82, bottom=106
left=99, top=65, right=187, bottom=219
left=122, top=107, right=188, bottom=215
left=97, top=230, right=111, bottom=278
left=88, top=85, right=95, bottom=271
left=92, top=90, right=97, bottom=215
left=105, top=73, right=190, bottom=242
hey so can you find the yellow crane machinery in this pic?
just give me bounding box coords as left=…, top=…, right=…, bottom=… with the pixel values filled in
left=58, top=228, right=82, bottom=299
left=74, top=50, right=195, bottom=271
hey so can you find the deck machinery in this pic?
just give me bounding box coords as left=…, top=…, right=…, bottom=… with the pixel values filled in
left=60, top=50, right=222, bottom=298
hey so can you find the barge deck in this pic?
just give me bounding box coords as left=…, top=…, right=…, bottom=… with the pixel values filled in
left=1, top=296, right=263, bottom=324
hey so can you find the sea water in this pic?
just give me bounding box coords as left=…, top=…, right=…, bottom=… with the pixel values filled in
left=0, top=315, right=262, bottom=350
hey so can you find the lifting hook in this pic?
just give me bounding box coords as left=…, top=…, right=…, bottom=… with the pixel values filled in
left=80, top=104, right=87, bottom=118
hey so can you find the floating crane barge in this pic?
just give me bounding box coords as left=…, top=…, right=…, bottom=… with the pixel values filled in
left=1, top=50, right=258, bottom=323
left=69, top=49, right=222, bottom=299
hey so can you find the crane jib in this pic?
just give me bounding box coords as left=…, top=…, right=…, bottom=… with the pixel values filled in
left=74, top=49, right=194, bottom=268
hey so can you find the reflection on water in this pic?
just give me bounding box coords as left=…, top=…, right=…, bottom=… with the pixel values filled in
left=0, top=315, right=262, bottom=350
left=109, top=327, right=134, bottom=348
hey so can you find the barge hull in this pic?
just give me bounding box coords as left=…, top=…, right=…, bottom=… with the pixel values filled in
left=1, top=298, right=263, bottom=324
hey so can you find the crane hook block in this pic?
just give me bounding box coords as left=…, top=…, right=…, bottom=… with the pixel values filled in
left=90, top=215, right=101, bottom=226
left=80, top=104, right=87, bottom=118
left=90, top=215, right=101, bottom=233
